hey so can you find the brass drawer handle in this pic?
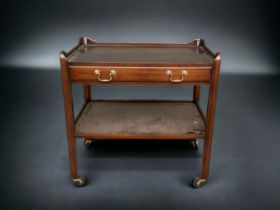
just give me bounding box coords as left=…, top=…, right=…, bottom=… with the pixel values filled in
left=166, top=70, right=188, bottom=83
left=94, top=69, right=116, bottom=82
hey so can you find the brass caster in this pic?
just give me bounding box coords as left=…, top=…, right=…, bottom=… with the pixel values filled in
left=72, top=176, right=87, bottom=187
left=192, top=177, right=206, bottom=188
left=191, top=140, right=198, bottom=150
left=84, top=139, right=93, bottom=147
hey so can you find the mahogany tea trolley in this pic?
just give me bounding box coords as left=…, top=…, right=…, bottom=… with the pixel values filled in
left=60, top=37, right=221, bottom=188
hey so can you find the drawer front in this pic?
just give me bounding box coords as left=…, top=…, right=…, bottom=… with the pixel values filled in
left=69, top=67, right=211, bottom=83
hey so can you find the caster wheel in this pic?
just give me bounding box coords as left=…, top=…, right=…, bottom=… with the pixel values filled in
left=72, top=176, right=87, bottom=187
left=191, top=140, right=198, bottom=150
left=192, top=177, right=206, bottom=188
left=84, top=139, right=93, bottom=147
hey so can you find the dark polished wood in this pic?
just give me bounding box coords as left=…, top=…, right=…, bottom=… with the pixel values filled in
left=60, top=52, right=78, bottom=179
left=193, top=85, right=201, bottom=103
left=83, top=85, right=91, bottom=101
left=69, top=66, right=211, bottom=83
left=202, top=53, right=221, bottom=180
left=60, top=37, right=221, bottom=187
left=67, top=37, right=214, bottom=67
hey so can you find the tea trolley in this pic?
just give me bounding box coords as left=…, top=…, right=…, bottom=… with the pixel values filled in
left=60, top=37, right=221, bottom=188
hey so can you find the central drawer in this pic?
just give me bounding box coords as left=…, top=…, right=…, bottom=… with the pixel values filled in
left=69, top=66, right=211, bottom=83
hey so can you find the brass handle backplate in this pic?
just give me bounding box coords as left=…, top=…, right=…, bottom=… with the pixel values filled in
left=166, top=70, right=188, bottom=83
left=94, top=69, right=116, bottom=82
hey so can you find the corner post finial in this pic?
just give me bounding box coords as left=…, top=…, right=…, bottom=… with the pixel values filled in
left=79, top=37, right=88, bottom=45
left=194, top=38, right=205, bottom=47
left=215, top=52, right=221, bottom=61
left=80, top=36, right=97, bottom=45
left=83, top=37, right=88, bottom=45
left=195, top=38, right=201, bottom=46
left=60, top=51, right=67, bottom=59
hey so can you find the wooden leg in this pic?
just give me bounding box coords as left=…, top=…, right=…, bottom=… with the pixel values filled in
left=67, top=136, right=78, bottom=178
left=83, top=85, right=91, bottom=102
left=193, top=85, right=201, bottom=103
left=201, top=54, right=221, bottom=179
left=60, top=52, right=87, bottom=187
left=191, top=86, right=201, bottom=149
left=83, top=85, right=92, bottom=148
left=60, top=53, right=78, bottom=179
left=201, top=135, right=212, bottom=179
left=193, top=53, right=221, bottom=188
left=201, top=82, right=217, bottom=180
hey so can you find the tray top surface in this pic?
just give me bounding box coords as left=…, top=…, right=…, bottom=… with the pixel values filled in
left=66, top=41, right=215, bottom=67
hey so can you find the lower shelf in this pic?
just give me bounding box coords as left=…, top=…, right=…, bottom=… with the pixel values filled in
left=75, top=101, right=205, bottom=139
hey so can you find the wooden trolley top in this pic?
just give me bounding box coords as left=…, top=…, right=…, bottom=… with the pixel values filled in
left=65, top=37, right=216, bottom=67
